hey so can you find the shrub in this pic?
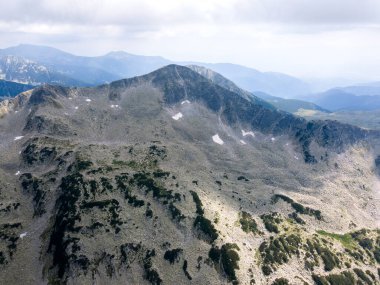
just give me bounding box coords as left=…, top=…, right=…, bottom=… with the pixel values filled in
left=239, top=211, right=260, bottom=234
left=194, top=216, right=218, bottom=242
left=271, top=278, right=289, bottom=285
left=164, top=248, right=183, bottom=264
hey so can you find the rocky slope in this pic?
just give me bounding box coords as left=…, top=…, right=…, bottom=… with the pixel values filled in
left=0, top=65, right=379, bottom=285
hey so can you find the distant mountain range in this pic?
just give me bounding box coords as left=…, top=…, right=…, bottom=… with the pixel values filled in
left=0, top=44, right=311, bottom=97
left=0, top=79, right=33, bottom=98
left=2, top=44, right=380, bottom=113
left=304, top=86, right=380, bottom=111
left=253, top=91, right=329, bottom=114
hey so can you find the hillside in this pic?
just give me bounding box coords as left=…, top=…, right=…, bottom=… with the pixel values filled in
left=0, top=65, right=379, bottom=285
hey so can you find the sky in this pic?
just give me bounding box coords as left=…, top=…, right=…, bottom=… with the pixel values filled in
left=0, top=0, right=380, bottom=83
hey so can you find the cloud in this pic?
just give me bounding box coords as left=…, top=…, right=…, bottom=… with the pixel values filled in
left=0, top=0, right=379, bottom=82
left=1, top=0, right=379, bottom=27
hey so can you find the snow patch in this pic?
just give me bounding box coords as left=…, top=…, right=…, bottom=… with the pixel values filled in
left=181, top=100, right=190, bottom=105
left=68, top=97, right=73, bottom=100
left=19, top=232, right=27, bottom=239
left=271, top=137, right=276, bottom=142
left=212, top=134, right=224, bottom=145
left=172, top=112, right=183, bottom=120
left=294, top=155, right=299, bottom=160
left=15, top=171, right=21, bottom=176
left=14, top=136, right=24, bottom=141
left=240, top=140, right=247, bottom=145
left=110, top=104, right=119, bottom=108
left=241, top=130, right=255, bottom=137
left=74, top=106, right=79, bottom=110
left=85, top=99, right=91, bottom=102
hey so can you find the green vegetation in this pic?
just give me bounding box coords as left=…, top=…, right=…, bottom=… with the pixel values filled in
left=317, top=230, right=355, bottom=249
left=260, top=212, right=282, bottom=233
left=259, top=234, right=301, bottom=275
left=182, top=260, right=192, bottom=280
left=239, top=211, right=261, bottom=234
left=304, top=238, right=341, bottom=272
left=20, top=173, right=46, bottom=216
left=194, top=216, right=218, bottom=242
left=312, top=271, right=355, bottom=285
left=272, top=194, right=322, bottom=220
left=164, top=248, right=183, bottom=264
left=143, top=249, right=162, bottom=285
left=353, top=268, right=374, bottom=285
left=190, top=190, right=204, bottom=215
left=209, top=244, right=240, bottom=284
left=271, top=278, right=289, bottom=285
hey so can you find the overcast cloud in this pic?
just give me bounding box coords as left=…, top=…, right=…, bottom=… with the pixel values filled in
left=0, top=0, right=379, bottom=81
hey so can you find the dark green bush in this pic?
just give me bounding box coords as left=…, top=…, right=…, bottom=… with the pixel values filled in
left=194, top=216, right=218, bottom=242
left=164, top=248, right=183, bottom=264
left=190, top=190, right=204, bottom=215
left=271, top=278, right=289, bottom=285
left=239, top=211, right=260, bottom=234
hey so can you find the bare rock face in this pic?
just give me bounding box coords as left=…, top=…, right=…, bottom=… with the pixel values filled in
left=0, top=65, right=379, bottom=285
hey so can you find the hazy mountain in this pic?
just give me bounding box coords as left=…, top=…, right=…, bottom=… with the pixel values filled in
left=253, top=91, right=329, bottom=114
left=0, top=79, right=33, bottom=98
left=0, top=55, right=87, bottom=86
left=188, top=65, right=327, bottom=114
left=0, top=65, right=379, bottom=284
left=307, top=88, right=380, bottom=111
left=0, top=44, right=311, bottom=98
left=192, top=62, right=311, bottom=98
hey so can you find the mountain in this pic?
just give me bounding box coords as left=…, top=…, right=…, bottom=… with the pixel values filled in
left=253, top=91, right=329, bottom=114
left=0, top=65, right=379, bottom=285
left=307, top=88, right=380, bottom=111
left=0, top=44, right=171, bottom=86
left=187, top=65, right=275, bottom=110
left=188, top=65, right=328, bottom=115
left=0, top=44, right=311, bottom=98
left=0, top=55, right=87, bottom=86
left=191, top=62, right=311, bottom=98
left=0, top=79, right=33, bottom=98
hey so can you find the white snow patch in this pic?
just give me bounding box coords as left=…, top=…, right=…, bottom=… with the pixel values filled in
left=271, top=137, right=276, bottom=142
left=68, top=97, right=73, bottom=100
left=181, top=100, right=190, bottom=105
left=14, top=136, right=24, bottom=141
left=294, top=155, right=299, bottom=160
left=241, top=130, right=255, bottom=137
left=64, top=112, right=69, bottom=115
left=19, top=232, right=27, bottom=239
left=74, top=106, right=79, bottom=110
left=212, top=134, right=224, bottom=145
left=85, top=99, right=91, bottom=102
left=15, top=171, right=21, bottom=176
left=240, top=140, right=247, bottom=145
left=110, top=104, right=119, bottom=108
left=172, top=112, right=183, bottom=120
left=18, top=151, right=21, bottom=154
left=15, top=110, right=18, bottom=113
